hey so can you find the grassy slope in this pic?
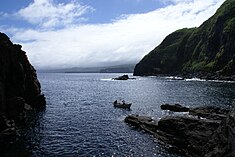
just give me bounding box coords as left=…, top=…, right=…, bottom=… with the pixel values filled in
left=134, top=0, right=235, bottom=77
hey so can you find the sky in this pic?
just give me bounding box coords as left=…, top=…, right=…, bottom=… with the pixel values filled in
left=0, top=0, right=225, bottom=69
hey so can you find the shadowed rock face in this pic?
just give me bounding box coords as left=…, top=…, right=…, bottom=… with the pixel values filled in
left=125, top=105, right=235, bottom=156
left=161, top=104, right=189, bottom=112
left=0, top=32, right=46, bottom=135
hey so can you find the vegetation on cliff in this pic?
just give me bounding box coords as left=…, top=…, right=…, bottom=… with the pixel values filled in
left=134, top=0, right=235, bottom=79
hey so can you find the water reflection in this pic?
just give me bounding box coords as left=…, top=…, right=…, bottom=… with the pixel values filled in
left=1, top=73, right=234, bottom=157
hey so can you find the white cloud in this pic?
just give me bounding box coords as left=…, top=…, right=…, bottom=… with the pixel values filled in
left=16, top=0, right=93, bottom=28
left=9, top=0, right=225, bottom=69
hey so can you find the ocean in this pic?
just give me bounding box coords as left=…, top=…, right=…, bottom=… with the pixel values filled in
left=1, top=73, right=235, bottom=157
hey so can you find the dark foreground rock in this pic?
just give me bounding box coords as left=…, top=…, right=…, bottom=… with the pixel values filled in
left=0, top=32, right=46, bottom=138
left=189, top=106, right=229, bottom=120
left=161, top=104, right=189, bottom=112
left=125, top=105, right=235, bottom=156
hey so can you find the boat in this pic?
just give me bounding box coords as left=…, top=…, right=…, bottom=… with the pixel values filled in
left=113, top=100, right=132, bottom=109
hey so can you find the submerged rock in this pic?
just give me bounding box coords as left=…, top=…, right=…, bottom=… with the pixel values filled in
left=125, top=104, right=235, bottom=156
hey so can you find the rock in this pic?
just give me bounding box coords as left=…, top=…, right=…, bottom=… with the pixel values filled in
left=157, top=116, right=220, bottom=155
left=0, top=115, right=7, bottom=132
left=125, top=104, right=235, bottom=156
left=30, top=94, right=46, bottom=110
left=113, top=75, right=130, bottom=80
left=0, top=114, right=16, bottom=139
left=189, top=106, right=229, bottom=120
left=125, top=115, right=158, bottom=133
left=7, top=97, right=25, bottom=120
left=161, top=104, right=189, bottom=112
left=0, top=32, right=46, bottom=138
left=113, top=75, right=136, bottom=80
left=203, top=105, right=235, bottom=156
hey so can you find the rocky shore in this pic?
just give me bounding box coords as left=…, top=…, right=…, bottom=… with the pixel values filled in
left=180, top=72, right=235, bottom=82
left=125, top=104, right=234, bottom=156
left=134, top=0, right=235, bottom=81
left=0, top=32, right=46, bottom=139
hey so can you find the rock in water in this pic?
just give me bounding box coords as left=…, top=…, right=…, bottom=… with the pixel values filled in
left=0, top=32, right=46, bottom=136
left=161, top=104, right=189, bottom=112
left=113, top=75, right=130, bottom=80
left=125, top=104, right=235, bottom=156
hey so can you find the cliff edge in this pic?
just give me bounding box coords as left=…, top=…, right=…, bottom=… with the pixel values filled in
left=134, top=0, right=235, bottom=80
left=0, top=32, right=46, bottom=136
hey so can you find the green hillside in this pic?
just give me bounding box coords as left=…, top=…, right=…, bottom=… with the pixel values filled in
left=134, top=0, right=235, bottom=79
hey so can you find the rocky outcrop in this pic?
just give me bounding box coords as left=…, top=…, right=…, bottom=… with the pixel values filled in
left=161, top=104, right=189, bottom=112
left=203, top=105, right=235, bottom=157
left=161, top=104, right=229, bottom=120
left=134, top=0, right=235, bottom=80
left=189, top=106, right=229, bottom=120
left=125, top=105, right=235, bottom=156
left=0, top=32, right=46, bottom=137
left=112, top=75, right=136, bottom=80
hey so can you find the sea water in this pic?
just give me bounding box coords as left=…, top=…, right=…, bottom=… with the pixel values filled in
left=1, top=73, right=235, bottom=157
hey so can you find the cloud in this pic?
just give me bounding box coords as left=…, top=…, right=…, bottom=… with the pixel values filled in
left=16, top=0, right=93, bottom=28
left=9, top=0, right=225, bottom=69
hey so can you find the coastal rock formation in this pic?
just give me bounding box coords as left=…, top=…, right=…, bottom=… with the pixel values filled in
left=0, top=32, right=46, bottom=136
left=189, top=106, right=229, bottom=120
left=134, top=0, right=235, bottom=80
left=161, top=104, right=229, bottom=120
left=125, top=105, right=235, bottom=156
left=113, top=75, right=130, bottom=80
left=112, top=75, right=136, bottom=80
left=161, top=104, right=189, bottom=112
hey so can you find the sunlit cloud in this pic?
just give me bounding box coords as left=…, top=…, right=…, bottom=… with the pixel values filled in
left=16, top=0, right=93, bottom=28
left=6, top=0, right=225, bottom=69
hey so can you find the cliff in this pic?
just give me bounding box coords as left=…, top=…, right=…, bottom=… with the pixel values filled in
left=134, top=0, right=235, bottom=80
left=0, top=32, right=46, bottom=135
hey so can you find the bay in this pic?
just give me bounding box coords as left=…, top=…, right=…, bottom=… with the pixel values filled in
left=2, top=73, right=235, bottom=157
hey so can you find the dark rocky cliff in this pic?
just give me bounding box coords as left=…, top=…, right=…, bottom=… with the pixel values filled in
left=0, top=32, right=46, bottom=135
left=134, top=0, right=235, bottom=80
left=125, top=104, right=235, bottom=156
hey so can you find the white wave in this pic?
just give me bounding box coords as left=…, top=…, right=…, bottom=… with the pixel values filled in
left=185, top=78, right=235, bottom=83
left=100, top=78, right=114, bottom=81
left=208, top=80, right=235, bottom=83
left=185, top=78, right=207, bottom=82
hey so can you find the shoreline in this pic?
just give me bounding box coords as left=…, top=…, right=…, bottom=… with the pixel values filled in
left=125, top=104, right=235, bottom=156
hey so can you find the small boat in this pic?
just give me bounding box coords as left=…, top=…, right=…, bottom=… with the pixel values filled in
left=113, top=100, right=132, bottom=109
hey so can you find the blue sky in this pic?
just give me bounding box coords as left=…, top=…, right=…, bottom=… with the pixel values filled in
left=0, top=0, right=225, bottom=69
left=78, top=0, right=167, bottom=23
left=0, top=0, right=167, bottom=27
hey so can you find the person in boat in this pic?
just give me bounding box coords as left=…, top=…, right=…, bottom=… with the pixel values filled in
left=114, top=100, right=117, bottom=104
left=122, top=100, right=125, bottom=104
